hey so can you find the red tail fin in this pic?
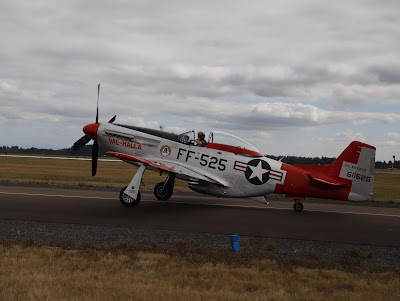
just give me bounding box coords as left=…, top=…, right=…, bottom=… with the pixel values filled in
left=295, top=141, right=376, bottom=201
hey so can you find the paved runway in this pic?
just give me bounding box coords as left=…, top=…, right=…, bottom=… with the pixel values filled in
left=0, top=184, right=399, bottom=247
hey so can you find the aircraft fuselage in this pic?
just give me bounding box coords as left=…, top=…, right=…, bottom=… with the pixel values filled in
left=97, top=123, right=286, bottom=198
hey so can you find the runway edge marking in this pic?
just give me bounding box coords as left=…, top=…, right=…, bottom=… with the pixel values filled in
left=0, top=191, right=115, bottom=200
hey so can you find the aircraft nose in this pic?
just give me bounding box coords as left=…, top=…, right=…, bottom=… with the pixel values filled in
left=83, top=123, right=100, bottom=139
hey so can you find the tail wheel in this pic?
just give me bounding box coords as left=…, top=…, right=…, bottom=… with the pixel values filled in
left=154, top=182, right=173, bottom=201
left=293, top=201, right=303, bottom=213
left=119, top=186, right=141, bottom=207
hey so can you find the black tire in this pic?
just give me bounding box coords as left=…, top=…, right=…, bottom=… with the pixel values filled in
left=293, top=202, right=303, bottom=213
left=154, top=182, right=173, bottom=201
left=119, top=186, right=141, bottom=207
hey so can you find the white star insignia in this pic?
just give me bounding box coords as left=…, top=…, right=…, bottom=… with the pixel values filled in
left=248, top=161, right=267, bottom=182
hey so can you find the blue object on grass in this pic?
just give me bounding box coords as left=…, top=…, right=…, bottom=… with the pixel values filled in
left=230, top=234, right=240, bottom=253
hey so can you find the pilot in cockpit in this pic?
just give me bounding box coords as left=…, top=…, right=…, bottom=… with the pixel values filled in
left=192, top=131, right=207, bottom=147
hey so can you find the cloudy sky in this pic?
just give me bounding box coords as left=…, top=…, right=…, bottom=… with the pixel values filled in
left=1, top=0, right=399, bottom=161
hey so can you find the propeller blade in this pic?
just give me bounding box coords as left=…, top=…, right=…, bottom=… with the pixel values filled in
left=92, top=140, right=99, bottom=176
left=96, top=83, right=100, bottom=124
left=73, top=134, right=92, bottom=151
left=108, top=115, right=116, bottom=123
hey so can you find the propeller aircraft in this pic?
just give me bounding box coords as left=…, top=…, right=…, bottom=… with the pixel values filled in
left=73, top=84, right=376, bottom=212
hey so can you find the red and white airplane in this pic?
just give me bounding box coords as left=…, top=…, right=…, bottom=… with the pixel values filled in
left=73, top=85, right=376, bottom=212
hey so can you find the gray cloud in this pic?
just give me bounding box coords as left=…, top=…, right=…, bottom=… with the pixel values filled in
left=190, top=102, right=400, bottom=131
left=369, top=65, right=400, bottom=84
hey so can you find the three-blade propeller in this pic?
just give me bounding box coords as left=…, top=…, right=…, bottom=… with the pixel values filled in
left=73, top=84, right=102, bottom=176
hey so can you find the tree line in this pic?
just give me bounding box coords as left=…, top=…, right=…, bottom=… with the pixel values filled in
left=0, top=145, right=398, bottom=169
left=0, top=145, right=106, bottom=157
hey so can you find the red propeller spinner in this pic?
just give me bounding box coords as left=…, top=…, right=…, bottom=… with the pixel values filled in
left=83, top=122, right=100, bottom=140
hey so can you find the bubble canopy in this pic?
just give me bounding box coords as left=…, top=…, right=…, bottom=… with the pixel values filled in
left=207, top=131, right=263, bottom=157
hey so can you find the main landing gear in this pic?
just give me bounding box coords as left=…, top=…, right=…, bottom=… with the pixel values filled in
left=119, top=165, right=176, bottom=207
left=293, top=200, right=304, bottom=213
left=119, top=165, right=146, bottom=208
left=154, top=174, right=175, bottom=201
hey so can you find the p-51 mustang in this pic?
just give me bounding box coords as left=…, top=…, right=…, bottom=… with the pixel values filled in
left=73, top=85, right=376, bottom=212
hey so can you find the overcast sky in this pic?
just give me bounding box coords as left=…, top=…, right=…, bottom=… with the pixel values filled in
left=1, top=0, right=399, bottom=161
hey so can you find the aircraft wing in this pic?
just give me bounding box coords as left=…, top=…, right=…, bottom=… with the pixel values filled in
left=107, top=151, right=176, bottom=173
left=106, top=151, right=228, bottom=187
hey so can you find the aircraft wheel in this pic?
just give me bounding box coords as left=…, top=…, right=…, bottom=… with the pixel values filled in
left=154, top=182, right=173, bottom=201
left=293, top=201, right=303, bottom=213
left=119, top=186, right=141, bottom=207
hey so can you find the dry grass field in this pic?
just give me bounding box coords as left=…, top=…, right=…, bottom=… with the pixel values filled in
left=373, top=170, right=400, bottom=202
left=0, top=155, right=399, bottom=202
left=0, top=243, right=399, bottom=301
left=0, top=155, right=189, bottom=191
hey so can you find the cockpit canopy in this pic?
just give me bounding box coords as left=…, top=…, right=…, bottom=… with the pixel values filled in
left=207, top=131, right=260, bottom=153
left=178, top=130, right=263, bottom=157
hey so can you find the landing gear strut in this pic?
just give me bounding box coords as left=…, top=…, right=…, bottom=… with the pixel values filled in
left=293, top=200, right=304, bottom=213
left=119, top=164, right=146, bottom=208
left=154, top=174, right=175, bottom=201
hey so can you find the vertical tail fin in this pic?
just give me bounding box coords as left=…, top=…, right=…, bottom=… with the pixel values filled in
left=292, top=141, right=375, bottom=201
left=335, top=141, right=376, bottom=201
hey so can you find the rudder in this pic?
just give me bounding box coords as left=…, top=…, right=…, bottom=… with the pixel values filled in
left=336, top=141, right=376, bottom=201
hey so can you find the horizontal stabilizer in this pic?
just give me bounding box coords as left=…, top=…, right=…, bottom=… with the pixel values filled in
left=308, top=173, right=348, bottom=186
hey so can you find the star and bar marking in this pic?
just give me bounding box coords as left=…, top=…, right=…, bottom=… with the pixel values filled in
left=234, top=159, right=284, bottom=185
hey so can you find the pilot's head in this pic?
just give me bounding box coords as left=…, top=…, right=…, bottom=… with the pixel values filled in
left=198, top=131, right=205, bottom=139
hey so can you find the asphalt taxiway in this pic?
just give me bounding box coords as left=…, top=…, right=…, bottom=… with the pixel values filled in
left=0, top=184, right=399, bottom=247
